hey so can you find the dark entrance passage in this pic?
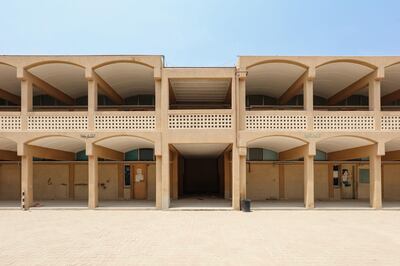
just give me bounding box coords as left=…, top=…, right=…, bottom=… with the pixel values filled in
left=182, top=158, right=222, bottom=196
left=170, top=143, right=232, bottom=209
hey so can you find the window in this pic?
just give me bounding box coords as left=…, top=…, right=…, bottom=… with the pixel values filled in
left=124, top=165, right=131, bottom=186
left=359, top=168, right=369, bottom=183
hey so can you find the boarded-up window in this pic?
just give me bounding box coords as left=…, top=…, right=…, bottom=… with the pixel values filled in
left=359, top=169, right=369, bottom=183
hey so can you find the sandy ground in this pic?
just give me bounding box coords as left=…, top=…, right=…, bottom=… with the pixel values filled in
left=1, top=210, right=400, bottom=266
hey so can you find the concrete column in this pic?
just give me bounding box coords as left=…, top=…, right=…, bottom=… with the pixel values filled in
left=155, top=155, right=162, bottom=209
left=155, top=79, right=161, bottom=131
left=160, top=70, right=170, bottom=210
left=87, top=79, right=98, bottom=131
left=303, top=79, right=314, bottom=112
left=232, top=146, right=240, bottom=210
left=21, top=153, right=33, bottom=210
left=161, top=142, right=170, bottom=209
left=239, top=154, right=246, bottom=200
left=369, top=79, right=381, bottom=112
left=369, top=152, right=382, bottom=209
left=303, top=78, right=314, bottom=130
left=304, top=154, right=314, bottom=208
left=223, top=151, right=231, bottom=199
left=20, top=79, right=33, bottom=130
left=369, top=79, right=382, bottom=131
left=238, top=77, right=246, bottom=130
left=88, top=155, right=98, bottom=209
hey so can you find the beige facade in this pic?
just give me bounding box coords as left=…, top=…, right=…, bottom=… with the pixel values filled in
left=1, top=55, right=400, bottom=210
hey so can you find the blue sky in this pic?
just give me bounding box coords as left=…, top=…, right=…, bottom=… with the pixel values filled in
left=1, top=0, right=400, bottom=66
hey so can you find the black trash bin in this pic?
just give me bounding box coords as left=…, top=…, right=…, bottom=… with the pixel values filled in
left=241, top=199, right=251, bottom=212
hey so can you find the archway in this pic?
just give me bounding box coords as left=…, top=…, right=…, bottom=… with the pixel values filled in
left=381, top=62, right=400, bottom=110
left=27, top=62, right=87, bottom=111
left=0, top=63, right=20, bottom=111
left=381, top=137, right=400, bottom=208
left=25, top=135, right=87, bottom=209
left=0, top=137, right=20, bottom=208
left=314, top=61, right=376, bottom=111
left=246, top=135, right=309, bottom=209
left=94, top=62, right=155, bottom=111
left=246, top=61, right=308, bottom=110
left=315, top=135, right=376, bottom=208
left=93, top=135, right=156, bottom=208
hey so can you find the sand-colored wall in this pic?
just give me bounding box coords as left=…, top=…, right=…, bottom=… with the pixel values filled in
left=74, top=164, right=88, bottom=200
left=357, top=164, right=370, bottom=200
left=246, top=163, right=329, bottom=201
left=0, top=164, right=20, bottom=200
left=284, top=164, right=304, bottom=200
left=314, top=164, right=329, bottom=200
left=147, top=164, right=156, bottom=200
left=0, top=162, right=157, bottom=201
left=33, top=164, right=69, bottom=200
left=383, top=164, right=400, bottom=200
left=246, top=163, right=279, bottom=200
left=98, top=164, right=118, bottom=200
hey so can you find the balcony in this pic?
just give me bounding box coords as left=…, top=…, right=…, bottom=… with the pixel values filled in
left=169, top=109, right=232, bottom=129
left=27, top=112, right=88, bottom=131
left=95, top=111, right=156, bottom=130
left=244, top=110, right=400, bottom=132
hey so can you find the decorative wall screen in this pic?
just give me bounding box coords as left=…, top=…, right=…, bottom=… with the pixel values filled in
left=169, top=114, right=232, bottom=129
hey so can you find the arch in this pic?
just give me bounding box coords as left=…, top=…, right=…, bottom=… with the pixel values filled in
left=24, top=60, right=85, bottom=70
left=24, top=134, right=84, bottom=145
left=93, top=134, right=155, bottom=146
left=384, top=61, right=400, bottom=69
left=0, top=136, right=18, bottom=151
left=316, top=134, right=377, bottom=144
left=316, top=135, right=377, bottom=155
left=384, top=136, right=400, bottom=152
left=0, top=62, right=17, bottom=69
left=247, top=59, right=308, bottom=70
left=92, top=59, right=154, bottom=70
left=247, top=134, right=309, bottom=147
left=316, top=59, right=377, bottom=70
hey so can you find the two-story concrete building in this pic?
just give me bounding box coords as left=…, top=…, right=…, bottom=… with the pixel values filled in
left=0, top=55, right=399, bottom=210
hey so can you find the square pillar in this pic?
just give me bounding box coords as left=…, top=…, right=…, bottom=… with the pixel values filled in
left=223, top=151, right=231, bottom=199
left=303, top=78, right=314, bottom=130
left=88, top=155, right=98, bottom=209
left=21, top=154, right=33, bottom=210
left=20, top=79, right=33, bottom=130
left=238, top=78, right=246, bottom=130
left=369, top=79, right=381, bottom=112
left=240, top=155, right=246, bottom=200
left=155, top=79, right=162, bottom=131
left=232, top=146, right=241, bottom=210
left=304, top=154, right=314, bottom=208
left=155, top=155, right=162, bottom=209
left=161, top=143, right=170, bottom=210
left=303, top=79, right=314, bottom=112
left=369, top=153, right=382, bottom=209
left=87, top=80, right=98, bottom=131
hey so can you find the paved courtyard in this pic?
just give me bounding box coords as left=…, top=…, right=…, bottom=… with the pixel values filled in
left=1, top=210, right=400, bottom=265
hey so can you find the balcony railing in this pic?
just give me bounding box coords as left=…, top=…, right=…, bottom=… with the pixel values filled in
left=313, top=111, right=375, bottom=131
left=381, top=112, right=400, bottom=131
left=95, top=111, right=156, bottom=130
left=246, top=110, right=377, bottom=131
left=1, top=110, right=400, bottom=132
left=28, top=112, right=88, bottom=131
left=246, top=111, right=307, bottom=130
left=0, top=112, right=21, bottom=131
left=168, top=109, right=232, bottom=129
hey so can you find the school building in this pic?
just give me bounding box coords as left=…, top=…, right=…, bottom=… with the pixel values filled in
left=0, top=55, right=400, bottom=210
